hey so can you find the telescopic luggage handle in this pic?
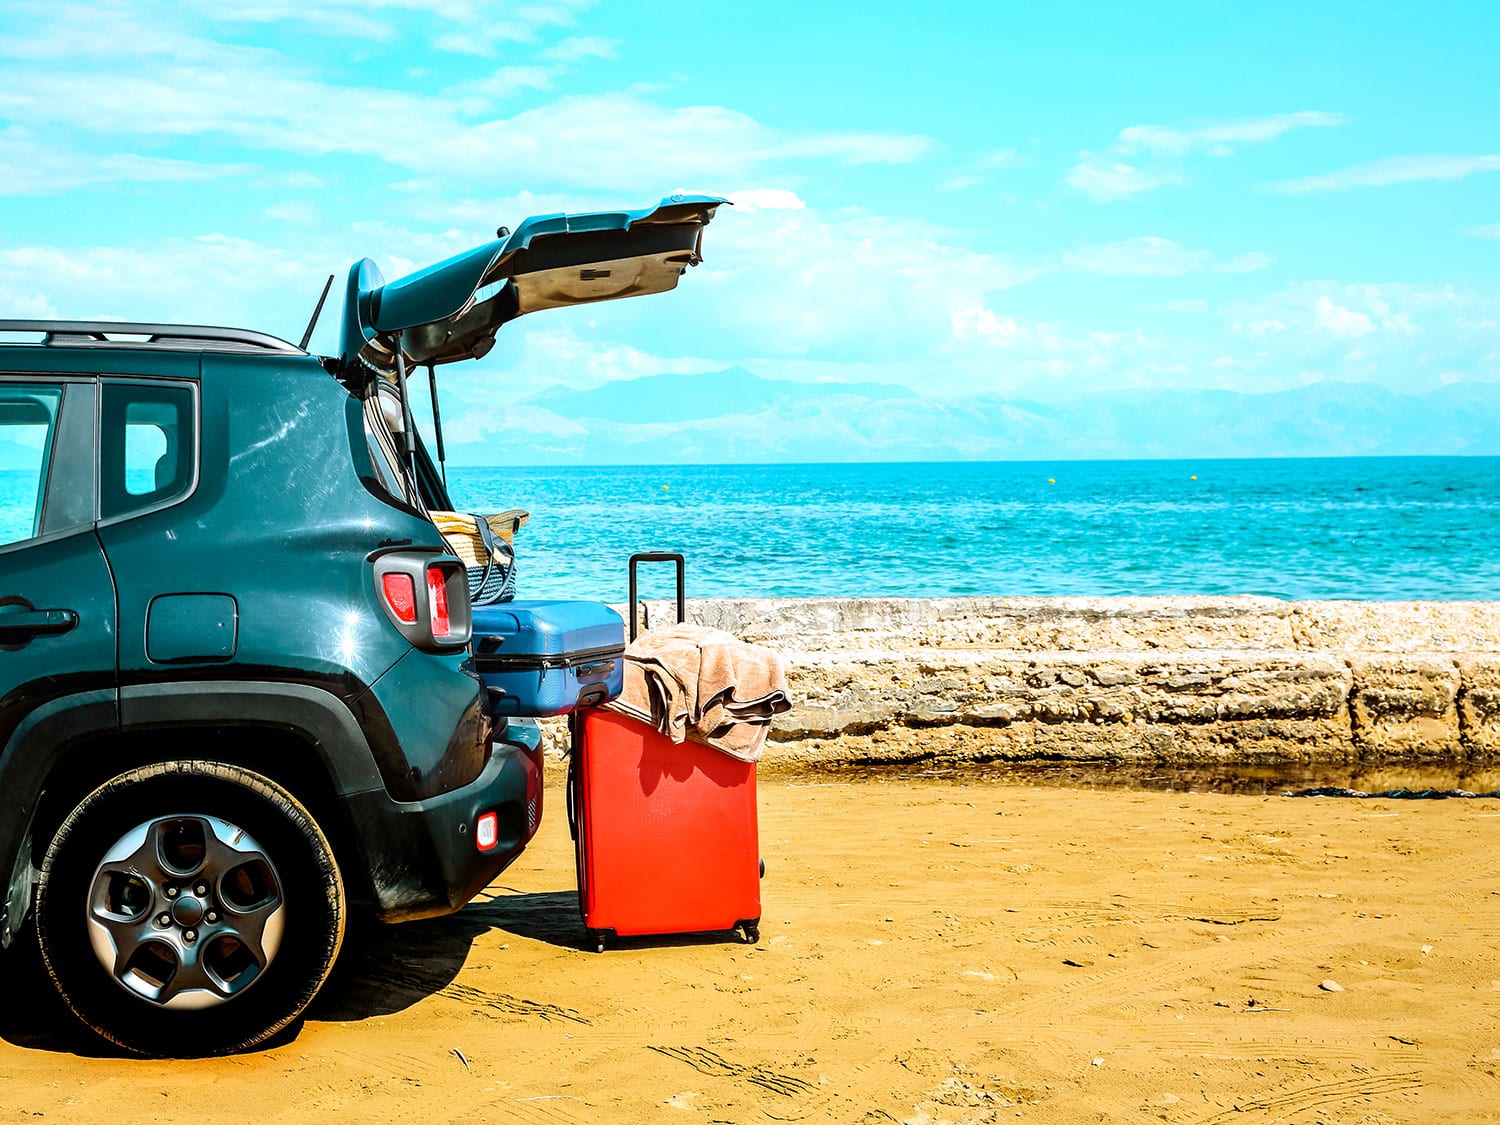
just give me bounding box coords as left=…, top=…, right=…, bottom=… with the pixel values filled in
left=627, top=552, right=685, bottom=641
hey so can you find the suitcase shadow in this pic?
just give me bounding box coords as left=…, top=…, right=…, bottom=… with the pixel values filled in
left=462, top=888, right=589, bottom=947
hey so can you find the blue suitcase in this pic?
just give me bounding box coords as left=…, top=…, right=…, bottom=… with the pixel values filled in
left=472, top=600, right=625, bottom=717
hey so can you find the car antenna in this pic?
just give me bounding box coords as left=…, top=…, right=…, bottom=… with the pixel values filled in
left=297, top=274, right=335, bottom=351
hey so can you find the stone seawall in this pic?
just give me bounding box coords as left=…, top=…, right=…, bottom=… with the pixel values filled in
left=637, top=597, right=1500, bottom=767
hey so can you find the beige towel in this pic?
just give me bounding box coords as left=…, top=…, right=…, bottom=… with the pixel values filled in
left=617, top=622, right=791, bottom=763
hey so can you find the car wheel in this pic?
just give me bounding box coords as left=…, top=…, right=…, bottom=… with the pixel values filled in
left=35, top=761, right=345, bottom=1056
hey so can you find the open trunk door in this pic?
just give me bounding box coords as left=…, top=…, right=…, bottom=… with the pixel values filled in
left=339, top=194, right=727, bottom=376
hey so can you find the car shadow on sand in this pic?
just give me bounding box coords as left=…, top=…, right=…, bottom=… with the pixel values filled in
left=0, top=937, right=128, bottom=1057
left=309, top=888, right=589, bottom=1022
left=318, top=884, right=756, bottom=1024
left=0, top=888, right=588, bottom=1055
left=2, top=887, right=746, bottom=1051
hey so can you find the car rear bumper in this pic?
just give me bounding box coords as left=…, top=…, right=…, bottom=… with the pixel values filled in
left=343, top=718, right=544, bottom=922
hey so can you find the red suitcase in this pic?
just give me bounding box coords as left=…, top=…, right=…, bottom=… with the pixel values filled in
left=566, top=553, right=762, bottom=952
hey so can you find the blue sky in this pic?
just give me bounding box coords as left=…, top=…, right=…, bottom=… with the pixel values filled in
left=1, top=0, right=1497, bottom=459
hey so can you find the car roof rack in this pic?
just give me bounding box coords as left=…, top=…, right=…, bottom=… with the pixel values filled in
left=0, top=320, right=304, bottom=355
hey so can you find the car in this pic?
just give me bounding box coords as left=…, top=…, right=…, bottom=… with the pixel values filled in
left=0, top=195, right=726, bottom=1055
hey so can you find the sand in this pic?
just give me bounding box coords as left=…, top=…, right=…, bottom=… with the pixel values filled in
left=2, top=766, right=1498, bottom=1123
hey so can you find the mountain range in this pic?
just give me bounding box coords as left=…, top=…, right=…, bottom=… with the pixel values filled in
left=440, top=368, right=1500, bottom=464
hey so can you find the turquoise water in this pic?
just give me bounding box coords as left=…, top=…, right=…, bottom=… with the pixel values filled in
left=446, top=457, right=1500, bottom=603
left=5, top=457, right=1495, bottom=603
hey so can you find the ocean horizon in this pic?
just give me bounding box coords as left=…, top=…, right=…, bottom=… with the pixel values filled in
left=4, top=454, right=1493, bottom=604
left=445, top=454, right=1500, bottom=604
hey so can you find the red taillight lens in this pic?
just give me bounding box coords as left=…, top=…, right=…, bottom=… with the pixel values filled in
left=381, top=573, right=417, bottom=624
left=427, top=566, right=450, bottom=638
left=475, top=810, right=499, bottom=852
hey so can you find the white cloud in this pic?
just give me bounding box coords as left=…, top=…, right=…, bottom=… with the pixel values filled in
left=938, top=174, right=983, bottom=192
left=1068, top=110, right=1347, bottom=201
left=262, top=199, right=321, bottom=224
left=950, top=306, right=1021, bottom=346
left=0, top=126, right=255, bottom=195
left=461, top=326, right=723, bottom=395
left=252, top=170, right=331, bottom=190
left=0, top=40, right=932, bottom=194
left=539, top=35, right=616, bottom=62
left=1065, top=158, right=1181, bottom=202
left=637, top=203, right=1047, bottom=372
left=189, top=2, right=395, bottom=40
left=977, top=148, right=1022, bottom=169
left=1469, top=222, right=1500, bottom=239
left=938, top=148, right=1023, bottom=192
left=1313, top=295, right=1375, bottom=338
left=428, top=0, right=590, bottom=55
left=726, top=188, right=804, bottom=213
left=2, top=0, right=596, bottom=69
left=0, top=236, right=326, bottom=335
left=0, top=2, right=274, bottom=62
left=1270, top=154, right=1500, bottom=194
left=1117, top=111, right=1348, bottom=157
left=1211, top=282, right=1500, bottom=394
left=1062, top=237, right=1210, bottom=277
left=466, top=66, right=562, bottom=100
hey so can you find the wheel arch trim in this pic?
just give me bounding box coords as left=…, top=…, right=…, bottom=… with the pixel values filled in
left=116, top=681, right=385, bottom=797
left=1, top=689, right=116, bottom=948
left=2, top=682, right=383, bottom=947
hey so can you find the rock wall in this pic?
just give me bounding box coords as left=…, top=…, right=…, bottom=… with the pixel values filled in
left=636, top=597, right=1500, bottom=767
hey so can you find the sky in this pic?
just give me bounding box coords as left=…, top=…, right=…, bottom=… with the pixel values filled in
left=1, top=0, right=1497, bottom=461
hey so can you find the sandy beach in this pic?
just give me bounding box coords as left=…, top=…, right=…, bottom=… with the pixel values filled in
left=2, top=764, right=1498, bottom=1123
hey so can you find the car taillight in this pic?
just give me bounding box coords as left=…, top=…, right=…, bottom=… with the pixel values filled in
left=427, top=565, right=450, bottom=638
left=373, top=552, right=469, bottom=649
left=381, top=573, right=417, bottom=624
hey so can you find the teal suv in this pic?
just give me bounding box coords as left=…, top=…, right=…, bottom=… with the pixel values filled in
left=0, top=196, right=724, bottom=1055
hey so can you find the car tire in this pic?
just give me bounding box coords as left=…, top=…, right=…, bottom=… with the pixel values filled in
left=35, top=761, right=345, bottom=1057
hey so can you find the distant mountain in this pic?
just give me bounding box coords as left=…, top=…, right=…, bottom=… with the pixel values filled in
left=443, top=372, right=1500, bottom=464
left=526, top=367, right=916, bottom=425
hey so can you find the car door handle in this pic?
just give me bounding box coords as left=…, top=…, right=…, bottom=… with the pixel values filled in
left=0, top=608, right=79, bottom=641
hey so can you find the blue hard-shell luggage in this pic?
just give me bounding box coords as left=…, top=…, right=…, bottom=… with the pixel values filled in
left=472, top=600, right=625, bottom=717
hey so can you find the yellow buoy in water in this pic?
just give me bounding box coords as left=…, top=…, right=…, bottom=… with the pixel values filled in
left=1047, top=478, right=1056, bottom=484
left=1190, top=475, right=1198, bottom=481
left=661, top=484, right=669, bottom=490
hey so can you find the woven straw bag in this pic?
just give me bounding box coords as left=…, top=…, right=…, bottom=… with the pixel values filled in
left=431, top=510, right=528, bottom=604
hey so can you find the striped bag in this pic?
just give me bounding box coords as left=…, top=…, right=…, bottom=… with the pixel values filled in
left=430, top=510, right=528, bottom=605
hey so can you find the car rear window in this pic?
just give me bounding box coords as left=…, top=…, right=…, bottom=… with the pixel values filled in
left=101, top=382, right=197, bottom=520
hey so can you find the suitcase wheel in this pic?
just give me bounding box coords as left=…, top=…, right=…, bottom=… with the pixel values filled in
left=589, top=929, right=609, bottom=954
left=737, top=920, right=760, bottom=945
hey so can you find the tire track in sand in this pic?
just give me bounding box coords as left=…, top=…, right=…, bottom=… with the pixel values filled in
left=1185, top=1069, right=1422, bottom=1123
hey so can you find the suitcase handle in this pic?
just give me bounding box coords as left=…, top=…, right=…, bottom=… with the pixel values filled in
left=627, top=552, right=685, bottom=641
left=566, top=712, right=580, bottom=841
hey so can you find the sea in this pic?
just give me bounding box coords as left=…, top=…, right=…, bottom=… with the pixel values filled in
left=444, top=456, right=1500, bottom=605
left=3, top=456, right=1495, bottom=604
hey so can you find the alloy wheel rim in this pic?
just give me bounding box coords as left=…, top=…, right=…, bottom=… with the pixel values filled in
left=84, top=814, right=286, bottom=1010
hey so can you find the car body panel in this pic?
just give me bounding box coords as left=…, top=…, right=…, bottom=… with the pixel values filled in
left=341, top=195, right=727, bottom=373
left=0, top=191, right=716, bottom=963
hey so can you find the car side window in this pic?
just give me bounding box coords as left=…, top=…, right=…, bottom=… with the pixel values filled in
left=100, top=382, right=196, bottom=520
left=0, top=383, right=63, bottom=546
